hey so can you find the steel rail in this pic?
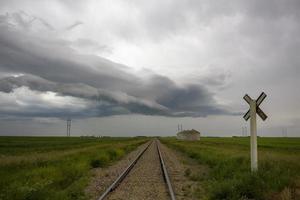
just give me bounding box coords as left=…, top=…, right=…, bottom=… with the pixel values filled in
left=156, top=139, right=176, bottom=200
left=97, top=140, right=152, bottom=200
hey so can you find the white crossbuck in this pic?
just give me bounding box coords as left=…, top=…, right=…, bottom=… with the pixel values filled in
left=243, top=92, right=267, bottom=121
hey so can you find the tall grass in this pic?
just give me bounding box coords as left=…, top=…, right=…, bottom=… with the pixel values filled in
left=161, top=137, right=300, bottom=200
left=0, top=137, right=147, bottom=200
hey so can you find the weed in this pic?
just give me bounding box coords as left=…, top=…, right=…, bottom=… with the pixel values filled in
left=0, top=137, right=148, bottom=200
left=161, top=137, right=300, bottom=200
left=90, top=154, right=110, bottom=168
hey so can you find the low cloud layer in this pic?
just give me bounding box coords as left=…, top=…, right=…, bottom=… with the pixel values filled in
left=0, top=12, right=231, bottom=119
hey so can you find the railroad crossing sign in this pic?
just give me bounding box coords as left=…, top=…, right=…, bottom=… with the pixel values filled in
left=243, top=92, right=268, bottom=121
left=243, top=92, right=267, bottom=172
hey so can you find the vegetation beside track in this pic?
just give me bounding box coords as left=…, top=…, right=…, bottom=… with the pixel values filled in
left=161, top=137, right=300, bottom=200
left=0, top=136, right=148, bottom=200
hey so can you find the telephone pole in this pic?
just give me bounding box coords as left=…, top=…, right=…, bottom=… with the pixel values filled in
left=67, top=118, right=71, bottom=137
left=282, top=127, right=287, bottom=137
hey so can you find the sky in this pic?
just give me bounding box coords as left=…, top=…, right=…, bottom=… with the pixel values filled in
left=0, top=0, right=299, bottom=137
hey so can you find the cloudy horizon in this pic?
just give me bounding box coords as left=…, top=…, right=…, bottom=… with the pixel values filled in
left=0, top=0, right=299, bottom=137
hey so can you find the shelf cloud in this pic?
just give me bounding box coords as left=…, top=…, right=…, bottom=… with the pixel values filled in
left=0, top=12, right=231, bottom=119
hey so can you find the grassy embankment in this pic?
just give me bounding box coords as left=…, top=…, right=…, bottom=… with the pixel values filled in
left=0, top=136, right=148, bottom=200
left=161, top=137, right=300, bottom=200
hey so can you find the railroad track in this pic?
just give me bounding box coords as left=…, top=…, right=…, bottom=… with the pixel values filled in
left=97, top=139, right=176, bottom=200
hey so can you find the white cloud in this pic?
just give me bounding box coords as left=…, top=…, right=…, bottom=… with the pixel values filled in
left=0, top=86, right=92, bottom=116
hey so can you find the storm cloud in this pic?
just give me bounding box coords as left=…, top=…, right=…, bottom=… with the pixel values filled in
left=0, top=11, right=230, bottom=119
left=0, top=0, right=299, bottom=136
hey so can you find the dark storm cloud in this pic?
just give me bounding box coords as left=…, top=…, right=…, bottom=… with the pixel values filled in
left=0, top=73, right=227, bottom=118
left=0, top=74, right=55, bottom=93
left=0, top=20, right=139, bottom=90
left=0, top=11, right=230, bottom=119
left=0, top=1, right=298, bottom=138
left=0, top=74, right=168, bottom=118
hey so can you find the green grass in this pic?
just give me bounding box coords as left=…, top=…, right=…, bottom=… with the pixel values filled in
left=0, top=136, right=148, bottom=200
left=161, top=137, right=300, bottom=200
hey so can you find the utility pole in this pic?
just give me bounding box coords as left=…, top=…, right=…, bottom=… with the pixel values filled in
left=67, top=118, right=71, bottom=137
left=282, top=127, right=287, bottom=137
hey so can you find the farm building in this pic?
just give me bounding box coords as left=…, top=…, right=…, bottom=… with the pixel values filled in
left=177, top=129, right=200, bottom=141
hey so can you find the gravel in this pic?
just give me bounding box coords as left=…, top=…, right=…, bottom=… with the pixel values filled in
left=85, top=141, right=150, bottom=200
left=86, top=139, right=205, bottom=200
left=106, top=141, right=169, bottom=200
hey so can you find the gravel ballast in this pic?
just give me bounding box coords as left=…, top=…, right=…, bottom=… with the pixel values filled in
left=106, top=141, right=169, bottom=200
left=85, top=141, right=150, bottom=200
left=86, top=139, right=204, bottom=200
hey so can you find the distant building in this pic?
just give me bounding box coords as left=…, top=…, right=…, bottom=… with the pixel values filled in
left=177, top=129, right=200, bottom=141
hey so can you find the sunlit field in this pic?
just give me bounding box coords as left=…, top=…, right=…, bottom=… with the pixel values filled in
left=0, top=137, right=148, bottom=200
left=161, top=137, right=300, bottom=200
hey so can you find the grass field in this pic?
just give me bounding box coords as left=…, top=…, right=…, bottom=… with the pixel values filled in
left=0, top=136, right=148, bottom=200
left=161, top=137, right=300, bottom=200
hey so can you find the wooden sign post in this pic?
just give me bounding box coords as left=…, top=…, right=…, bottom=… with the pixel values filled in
left=243, top=92, right=267, bottom=171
